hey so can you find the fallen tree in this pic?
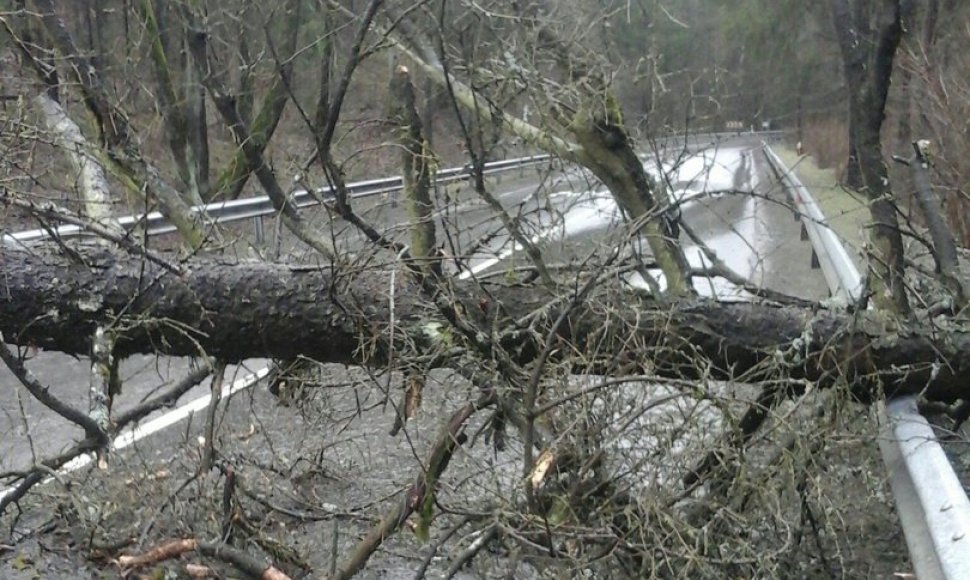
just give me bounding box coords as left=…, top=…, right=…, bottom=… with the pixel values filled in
left=3, top=244, right=967, bottom=402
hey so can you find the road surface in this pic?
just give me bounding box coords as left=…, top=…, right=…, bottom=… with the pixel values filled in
left=0, top=134, right=825, bottom=482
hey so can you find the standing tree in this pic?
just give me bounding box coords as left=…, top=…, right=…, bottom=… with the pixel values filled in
left=829, top=0, right=911, bottom=314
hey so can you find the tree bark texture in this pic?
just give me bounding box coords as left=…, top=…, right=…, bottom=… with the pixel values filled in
left=2, top=246, right=969, bottom=402
left=829, top=0, right=911, bottom=315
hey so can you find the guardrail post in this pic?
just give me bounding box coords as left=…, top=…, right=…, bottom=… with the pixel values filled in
left=254, top=215, right=265, bottom=245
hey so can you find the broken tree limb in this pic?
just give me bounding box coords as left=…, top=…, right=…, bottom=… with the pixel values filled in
left=89, top=326, right=118, bottom=468
left=117, top=538, right=291, bottom=579
left=387, top=64, right=437, bottom=277
left=910, top=140, right=967, bottom=309
left=2, top=245, right=970, bottom=401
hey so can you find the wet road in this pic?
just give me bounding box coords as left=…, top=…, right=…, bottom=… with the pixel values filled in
left=0, top=134, right=826, bottom=480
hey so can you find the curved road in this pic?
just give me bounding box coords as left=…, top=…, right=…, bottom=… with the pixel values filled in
left=0, top=134, right=825, bottom=483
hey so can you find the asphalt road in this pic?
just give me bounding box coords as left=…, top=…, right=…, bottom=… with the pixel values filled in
left=0, top=134, right=827, bottom=481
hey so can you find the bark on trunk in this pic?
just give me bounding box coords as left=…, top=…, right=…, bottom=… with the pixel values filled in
left=829, top=0, right=911, bottom=315
left=2, top=246, right=969, bottom=402
left=210, top=0, right=299, bottom=202
left=910, top=142, right=967, bottom=308
left=34, top=93, right=121, bottom=233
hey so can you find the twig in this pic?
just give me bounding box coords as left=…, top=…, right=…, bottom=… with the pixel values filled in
left=682, top=376, right=796, bottom=491
left=445, top=524, right=499, bottom=579
left=0, top=335, right=107, bottom=445
left=413, top=515, right=473, bottom=579
left=0, top=439, right=100, bottom=515
left=523, top=247, right=620, bottom=506
left=680, top=219, right=817, bottom=307
left=0, top=193, right=184, bottom=274
left=201, top=363, right=227, bottom=472
left=332, top=394, right=494, bottom=579
left=117, top=538, right=292, bottom=579
left=113, top=362, right=213, bottom=427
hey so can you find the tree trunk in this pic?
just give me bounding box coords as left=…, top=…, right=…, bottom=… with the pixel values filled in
left=34, top=93, right=121, bottom=232
left=3, top=246, right=969, bottom=402
left=210, top=0, right=300, bottom=201
left=829, top=0, right=911, bottom=315
left=183, top=15, right=210, bottom=204
left=31, top=0, right=209, bottom=248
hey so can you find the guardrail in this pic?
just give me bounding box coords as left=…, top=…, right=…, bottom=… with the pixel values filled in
left=880, top=398, right=970, bottom=580
left=654, top=129, right=787, bottom=149
left=761, top=145, right=863, bottom=303
left=3, top=154, right=552, bottom=244
left=763, top=143, right=970, bottom=580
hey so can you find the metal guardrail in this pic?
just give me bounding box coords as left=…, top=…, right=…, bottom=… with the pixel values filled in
left=694, top=129, right=786, bottom=142
left=762, top=145, right=863, bottom=303
left=5, top=132, right=787, bottom=245
left=763, top=143, right=970, bottom=580
left=880, top=398, right=970, bottom=580
left=3, top=154, right=552, bottom=244
left=654, top=129, right=787, bottom=150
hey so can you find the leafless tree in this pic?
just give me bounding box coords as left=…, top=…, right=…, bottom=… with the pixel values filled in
left=0, top=1, right=965, bottom=577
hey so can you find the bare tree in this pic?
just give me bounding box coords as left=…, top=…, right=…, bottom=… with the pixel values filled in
left=829, top=0, right=912, bottom=314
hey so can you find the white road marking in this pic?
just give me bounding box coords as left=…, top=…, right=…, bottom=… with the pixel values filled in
left=0, top=367, right=269, bottom=501
left=457, top=245, right=519, bottom=280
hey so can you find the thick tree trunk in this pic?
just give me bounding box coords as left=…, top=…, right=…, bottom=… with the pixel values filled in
left=2, top=246, right=969, bottom=402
